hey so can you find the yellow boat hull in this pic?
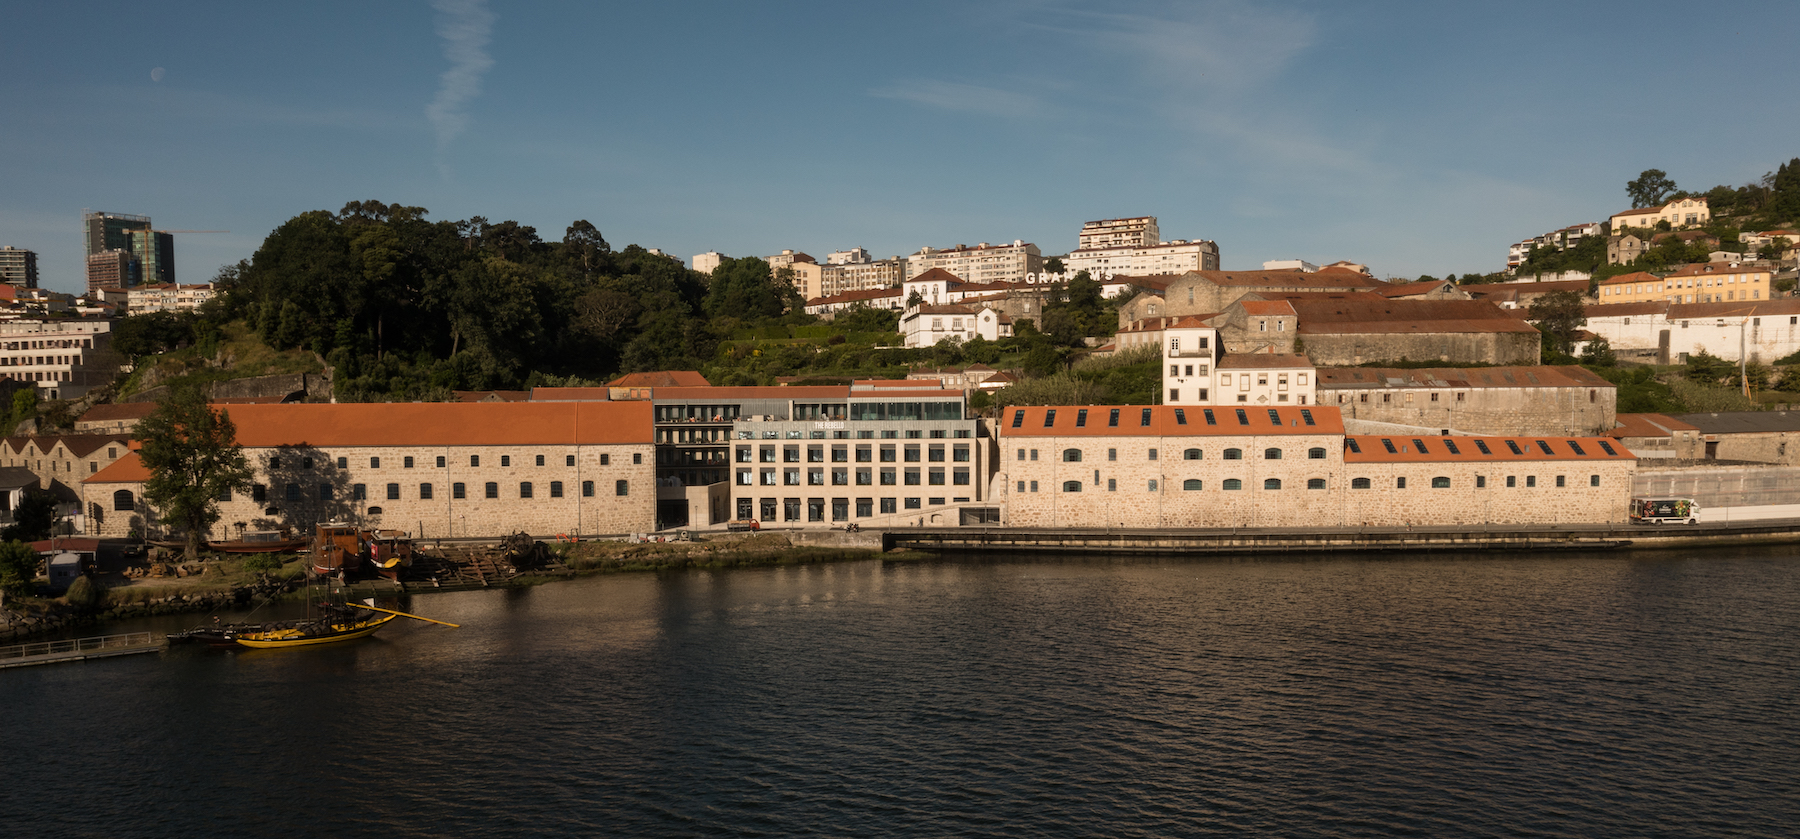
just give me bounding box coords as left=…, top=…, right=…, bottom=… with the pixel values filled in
left=233, top=613, right=398, bottom=648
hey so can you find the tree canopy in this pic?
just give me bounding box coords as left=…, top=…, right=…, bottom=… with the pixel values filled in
left=1627, top=169, right=1677, bottom=209
left=137, top=382, right=254, bottom=560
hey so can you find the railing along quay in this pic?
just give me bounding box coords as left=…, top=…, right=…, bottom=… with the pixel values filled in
left=883, top=518, right=1800, bottom=555
left=0, top=631, right=165, bottom=669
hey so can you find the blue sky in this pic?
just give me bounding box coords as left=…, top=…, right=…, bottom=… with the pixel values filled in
left=4, top=1, right=1796, bottom=294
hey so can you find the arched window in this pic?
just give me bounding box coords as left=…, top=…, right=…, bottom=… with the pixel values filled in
left=1062, top=449, right=1083, bottom=462
left=1307, top=478, right=1327, bottom=490
left=1264, top=448, right=1282, bottom=460
left=1183, top=479, right=1203, bottom=491
left=1223, top=448, right=1243, bottom=460
left=484, top=482, right=499, bottom=499
left=1184, top=448, right=1202, bottom=460
left=1062, top=481, right=1083, bottom=493
left=1431, top=476, right=1451, bottom=488
left=1222, top=479, right=1242, bottom=491
left=367, top=506, right=384, bottom=515
left=520, top=482, right=534, bottom=498
left=1263, top=478, right=1282, bottom=490
left=1351, top=478, right=1371, bottom=489
left=1308, top=447, right=1326, bottom=460
left=112, top=489, right=134, bottom=511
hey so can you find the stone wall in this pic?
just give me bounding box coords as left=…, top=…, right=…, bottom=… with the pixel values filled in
left=1299, top=331, right=1540, bottom=366
left=1322, top=383, right=1616, bottom=436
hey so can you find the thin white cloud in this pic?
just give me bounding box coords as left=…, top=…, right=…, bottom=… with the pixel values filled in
left=425, top=0, right=496, bottom=175
left=870, top=79, right=1042, bottom=119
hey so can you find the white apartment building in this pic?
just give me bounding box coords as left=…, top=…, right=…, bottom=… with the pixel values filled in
left=827, top=248, right=872, bottom=265
left=125, top=283, right=215, bottom=314
left=1078, top=217, right=1160, bottom=250
left=1163, top=318, right=1315, bottom=406
left=1581, top=299, right=1800, bottom=363
left=1508, top=222, right=1606, bottom=269
left=0, top=319, right=115, bottom=400
left=692, top=252, right=726, bottom=274
left=901, top=304, right=1013, bottom=348
left=1261, top=259, right=1320, bottom=272
left=905, top=241, right=1043, bottom=285
left=1064, top=240, right=1220, bottom=279
left=822, top=258, right=906, bottom=297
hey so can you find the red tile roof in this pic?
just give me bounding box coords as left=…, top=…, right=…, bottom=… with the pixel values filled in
left=1218, top=354, right=1312, bottom=369
left=1316, top=365, right=1612, bottom=389
left=77, top=403, right=157, bottom=423
left=1000, top=405, right=1343, bottom=437
left=1238, top=300, right=1297, bottom=316
left=606, top=371, right=710, bottom=388
left=1185, top=269, right=1383, bottom=290
left=532, top=387, right=612, bottom=401
left=1610, top=413, right=1698, bottom=439
left=1344, top=435, right=1634, bottom=463
left=216, top=402, right=654, bottom=447
left=84, top=451, right=151, bottom=484
left=1288, top=300, right=1538, bottom=334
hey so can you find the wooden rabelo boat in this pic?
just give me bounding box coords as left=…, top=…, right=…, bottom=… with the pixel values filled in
left=229, top=604, right=399, bottom=648
left=208, top=529, right=309, bottom=554
left=312, top=524, right=367, bottom=577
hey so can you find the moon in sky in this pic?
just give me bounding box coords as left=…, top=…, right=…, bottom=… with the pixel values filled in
left=151, top=67, right=165, bottom=82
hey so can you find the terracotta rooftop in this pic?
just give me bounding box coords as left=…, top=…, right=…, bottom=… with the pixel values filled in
left=1343, top=435, right=1633, bottom=463
left=1666, top=262, right=1768, bottom=278
left=606, top=371, right=710, bottom=388
left=1597, top=271, right=1666, bottom=287
left=77, top=403, right=157, bottom=423
left=83, top=451, right=152, bottom=484
left=1610, top=413, right=1699, bottom=439
left=1287, top=300, right=1538, bottom=334
left=1, top=433, right=133, bottom=459
left=1000, top=405, right=1343, bottom=438
left=215, top=402, right=654, bottom=447
left=1374, top=280, right=1456, bottom=297
left=806, top=288, right=902, bottom=306
left=531, top=387, right=612, bottom=401
left=453, top=390, right=531, bottom=403
left=1238, top=300, right=1298, bottom=316
left=1183, top=269, right=1383, bottom=290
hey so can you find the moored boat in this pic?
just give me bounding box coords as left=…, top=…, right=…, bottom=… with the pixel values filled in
left=231, top=606, right=399, bottom=648
left=312, top=524, right=366, bottom=577
left=209, top=529, right=309, bottom=554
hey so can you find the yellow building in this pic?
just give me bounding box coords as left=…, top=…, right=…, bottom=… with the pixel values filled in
left=1609, top=196, right=1710, bottom=232
left=1595, top=263, right=1772, bottom=305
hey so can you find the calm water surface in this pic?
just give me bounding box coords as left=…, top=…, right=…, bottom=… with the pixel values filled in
left=4, top=548, right=1799, bottom=838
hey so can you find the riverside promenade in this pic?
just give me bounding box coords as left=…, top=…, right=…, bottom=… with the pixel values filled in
left=881, top=518, right=1800, bottom=555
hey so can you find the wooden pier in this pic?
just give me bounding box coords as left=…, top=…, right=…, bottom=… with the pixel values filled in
left=0, top=632, right=164, bottom=669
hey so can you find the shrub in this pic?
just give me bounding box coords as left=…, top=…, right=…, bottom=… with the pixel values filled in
left=63, top=575, right=104, bottom=611
left=241, top=553, right=284, bottom=574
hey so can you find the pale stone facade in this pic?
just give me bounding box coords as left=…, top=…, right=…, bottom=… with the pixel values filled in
left=821, top=258, right=905, bottom=297
left=692, top=252, right=726, bottom=275
left=1063, top=241, right=1219, bottom=278
left=81, top=403, right=658, bottom=540
left=1, top=433, right=132, bottom=502
left=901, top=304, right=1012, bottom=348
left=1610, top=196, right=1710, bottom=232
left=998, top=405, right=1636, bottom=528
left=1078, top=217, right=1159, bottom=250
left=1317, top=366, right=1617, bottom=436
left=0, top=319, right=116, bottom=400
left=1582, top=299, right=1800, bottom=363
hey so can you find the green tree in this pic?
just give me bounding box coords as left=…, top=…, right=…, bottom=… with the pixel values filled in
left=1043, top=257, right=1065, bottom=276
left=1579, top=335, right=1617, bottom=367
left=1628, top=169, right=1677, bottom=209
left=0, top=491, right=58, bottom=543
left=137, top=383, right=254, bottom=561
left=0, top=540, right=37, bottom=597
left=704, top=257, right=790, bottom=319
left=1527, top=290, right=1586, bottom=355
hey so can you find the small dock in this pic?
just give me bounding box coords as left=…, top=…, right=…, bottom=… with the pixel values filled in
left=0, top=632, right=165, bottom=669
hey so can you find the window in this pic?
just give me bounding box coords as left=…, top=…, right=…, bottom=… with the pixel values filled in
left=1184, top=448, right=1202, bottom=460
left=437, top=456, right=447, bottom=468
left=453, top=483, right=466, bottom=499
left=1351, top=478, right=1371, bottom=489
left=1396, top=477, right=1407, bottom=489
left=1148, top=448, right=1160, bottom=461
left=616, top=480, right=629, bottom=496
left=1108, top=408, right=1120, bottom=427
left=1569, top=441, right=1587, bottom=456
left=1203, top=409, right=1216, bottom=425
left=1062, top=481, right=1083, bottom=493
left=1526, top=476, right=1537, bottom=488
left=953, top=445, right=969, bottom=462
left=520, top=482, right=534, bottom=498
left=1476, top=476, right=1486, bottom=488
left=367, top=507, right=383, bottom=516
left=1222, top=479, right=1242, bottom=491
left=112, top=489, right=134, bottom=511
left=420, top=483, right=434, bottom=500
left=1412, top=439, right=1429, bottom=455
left=1443, top=439, right=1461, bottom=455
left=337, top=457, right=347, bottom=469
left=352, top=483, right=367, bottom=500
left=1475, top=440, right=1492, bottom=455
left=1505, top=440, right=1524, bottom=455
left=1063, top=449, right=1083, bottom=462
left=880, top=498, right=898, bottom=514
left=1344, top=439, right=1361, bottom=454
left=405, top=456, right=415, bottom=468
left=1174, top=409, right=1188, bottom=425
left=582, top=481, right=594, bottom=497
left=501, top=455, right=511, bottom=467
left=1506, top=476, right=1516, bottom=488
left=268, top=457, right=281, bottom=470
left=1183, top=479, right=1203, bottom=491
left=1223, top=448, right=1242, bottom=460
left=484, top=482, right=498, bottom=498
left=1107, top=478, right=1116, bottom=492
left=471, top=455, right=480, bottom=467
left=567, top=455, right=576, bottom=467
left=1076, top=409, right=1088, bottom=427
left=601, top=454, right=611, bottom=466
left=1431, top=477, right=1450, bottom=488
left=1011, top=410, right=1025, bottom=428
left=633, top=453, right=642, bottom=465
left=285, top=483, right=301, bottom=501
left=1381, top=439, right=1398, bottom=454
left=1555, top=475, right=1566, bottom=488
left=1307, top=447, right=1326, bottom=460
left=1264, top=448, right=1282, bottom=460
left=881, top=446, right=896, bottom=463
left=1307, top=479, right=1326, bottom=490
left=370, top=456, right=381, bottom=468
left=1044, top=409, right=1057, bottom=427
left=387, top=483, right=400, bottom=500
left=1590, top=475, right=1600, bottom=487
left=1263, top=479, right=1281, bottom=490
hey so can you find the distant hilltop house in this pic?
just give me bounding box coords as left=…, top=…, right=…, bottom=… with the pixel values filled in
left=1595, top=262, right=1773, bottom=306
left=1508, top=222, right=1605, bottom=270
left=901, top=303, right=1013, bottom=348
left=1609, top=196, right=1710, bottom=232
left=1061, top=216, right=1219, bottom=277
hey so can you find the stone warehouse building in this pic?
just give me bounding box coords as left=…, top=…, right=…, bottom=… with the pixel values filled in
left=0, top=433, right=133, bottom=502
left=1316, top=366, right=1616, bottom=436
left=999, top=404, right=1636, bottom=528
left=1581, top=298, right=1800, bottom=363
left=1162, top=269, right=1384, bottom=315
left=82, top=402, right=657, bottom=540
